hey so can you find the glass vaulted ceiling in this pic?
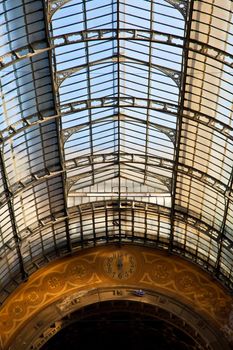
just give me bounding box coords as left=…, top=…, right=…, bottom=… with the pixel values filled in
left=0, top=0, right=233, bottom=302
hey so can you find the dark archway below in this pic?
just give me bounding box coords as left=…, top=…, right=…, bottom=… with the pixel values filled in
left=41, top=301, right=201, bottom=350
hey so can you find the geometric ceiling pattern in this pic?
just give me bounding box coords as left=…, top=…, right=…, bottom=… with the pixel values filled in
left=0, top=0, right=233, bottom=304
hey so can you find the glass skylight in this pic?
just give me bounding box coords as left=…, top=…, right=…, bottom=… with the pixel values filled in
left=0, top=0, right=233, bottom=302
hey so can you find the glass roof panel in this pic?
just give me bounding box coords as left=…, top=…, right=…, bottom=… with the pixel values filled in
left=1, top=0, right=233, bottom=298
left=44, top=0, right=186, bottom=273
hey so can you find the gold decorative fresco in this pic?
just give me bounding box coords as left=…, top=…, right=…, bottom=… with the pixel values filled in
left=0, top=245, right=232, bottom=349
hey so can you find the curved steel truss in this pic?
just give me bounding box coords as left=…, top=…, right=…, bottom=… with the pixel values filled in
left=1, top=0, right=233, bottom=302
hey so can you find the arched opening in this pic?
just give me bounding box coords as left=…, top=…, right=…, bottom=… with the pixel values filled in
left=41, top=300, right=201, bottom=350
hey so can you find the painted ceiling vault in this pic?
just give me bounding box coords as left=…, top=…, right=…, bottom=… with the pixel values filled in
left=0, top=0, right=233, bottom=303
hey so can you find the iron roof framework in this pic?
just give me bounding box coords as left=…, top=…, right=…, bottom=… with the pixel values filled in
left=0, top=0, right=233, bottom=303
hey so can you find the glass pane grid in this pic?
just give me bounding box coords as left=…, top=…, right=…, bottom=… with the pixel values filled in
left=1, top=0, right=233, bottom=298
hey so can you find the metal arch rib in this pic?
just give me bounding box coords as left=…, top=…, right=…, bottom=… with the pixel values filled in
left=0, top=150, right=27, bottom=281
left=1, top=29, right=233, bottom=70
left=67, top=167, right=172, bottom=193
left=169, top=0, right=194, bottom=252
left=1, top=101, right=233, bottom=148
left=56, top=55, right=181, bottom=88
left=0, top=29, right=183, bottom=70
left=16, top=200, right=220, bottom=246
left=42, top=0, right=72, bottom=253
left=62, top=113, right=176, bottom=144
left=60, top=97, right=178, bottom=115
left=0, top=153, right=229, bottom=210
left=64, top=153, right=232, bottom=197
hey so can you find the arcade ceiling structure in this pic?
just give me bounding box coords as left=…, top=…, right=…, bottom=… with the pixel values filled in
left=1, top=0, right=233, bottom=313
